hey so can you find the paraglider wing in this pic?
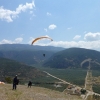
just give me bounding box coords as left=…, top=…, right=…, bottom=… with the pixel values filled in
left=31, top=36, right=53, bottom=45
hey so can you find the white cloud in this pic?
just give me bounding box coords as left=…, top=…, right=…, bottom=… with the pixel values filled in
left=14, top=37, right=23, bottom=43
left=2, top=32, right=100, bottom=51
left=28, top=37, right=34, bottom=44
left=0, top=37, right=23, bottom=44
left=0, top=39, right=12, bottom=44
left=1, top=36, right=100, bottom=51
left=28, top=32, right=100, bottom=51
left=84, top=32, right=100, bottom=41
left=30, top=11, right=33, bottom=14
left=73, top=35, right=81, bottom=40
left=47, top=12, right=51, bottom=16
left=29, top=39, right=100, bottom=51
left=67, top=27, right=72, bottom=30
left=0, top=1, right=35, bottom=22
left=48, top=24, right=57, bottom=30
left=44, top=28, right=48, bottom=32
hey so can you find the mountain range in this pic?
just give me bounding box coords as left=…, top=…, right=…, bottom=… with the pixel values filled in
left=0, top=44, right=65, bottom=65
left=0, top=44, right=65, bottom=82
left=43, top=47, right=100, bottom=70
left=1, top=44, right=100, bottom=82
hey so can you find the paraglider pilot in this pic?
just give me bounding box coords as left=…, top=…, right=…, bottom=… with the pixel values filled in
left=43, top=54, right=45, bottom=57
left=28, top=81, right=32, bottom=88
left=12, top=75, right=19, bottom=90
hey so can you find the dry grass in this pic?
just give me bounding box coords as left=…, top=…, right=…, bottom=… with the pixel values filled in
left=0, top=84, right=82, bottom=100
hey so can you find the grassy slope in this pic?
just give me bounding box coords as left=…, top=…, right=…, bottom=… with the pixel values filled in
left=35, top=66, right=87, bottom=86
left=0, top=84, right=82, bottom=100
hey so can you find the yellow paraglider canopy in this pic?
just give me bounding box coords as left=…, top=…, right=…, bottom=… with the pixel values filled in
left=31, top=36, right=53, bottom=45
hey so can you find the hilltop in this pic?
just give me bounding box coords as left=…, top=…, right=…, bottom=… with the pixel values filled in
left=43, top=47, right=100, bottom=69
left=0, top=44, right=65, bottom=51
left=0, top=84, right=82, bottom=100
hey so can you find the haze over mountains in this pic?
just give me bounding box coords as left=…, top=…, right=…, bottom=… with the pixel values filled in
left=0, top=44, right=65, bottom=81
left=1, top=44, right=100, bottom=82
left=0, top=44, right=65, bottom=51
left=0, top=44, right=65, bottom=65
left=0, top=44, right=100, bottom=70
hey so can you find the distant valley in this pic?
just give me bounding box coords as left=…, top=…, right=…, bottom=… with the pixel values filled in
left=1, top=44, right=100, bottom=85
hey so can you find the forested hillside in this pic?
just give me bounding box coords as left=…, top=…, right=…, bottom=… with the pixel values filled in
left=0, top=44, right=65, bottom=65
left=43, top=48, right=100, bottom=69
left=0, top=58, right=45, bottom=82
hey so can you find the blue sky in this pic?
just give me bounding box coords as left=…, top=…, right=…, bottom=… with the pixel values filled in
left=0, top=0, right=100, bottom=51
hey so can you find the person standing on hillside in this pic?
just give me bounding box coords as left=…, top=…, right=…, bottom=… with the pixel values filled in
left=12, top=75, right=19, bottom=90
left=28, top=81, right=32, bottom=88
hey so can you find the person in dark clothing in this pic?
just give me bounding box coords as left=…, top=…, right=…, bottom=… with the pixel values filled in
left=12, top=75, right=19, bottom=90
left=28, top=81, right=32, bottom=88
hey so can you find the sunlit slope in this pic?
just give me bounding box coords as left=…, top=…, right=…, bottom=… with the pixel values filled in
left=0, top=84, right=82, bottom=100
left=44, top=48, right=100, bottom=69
